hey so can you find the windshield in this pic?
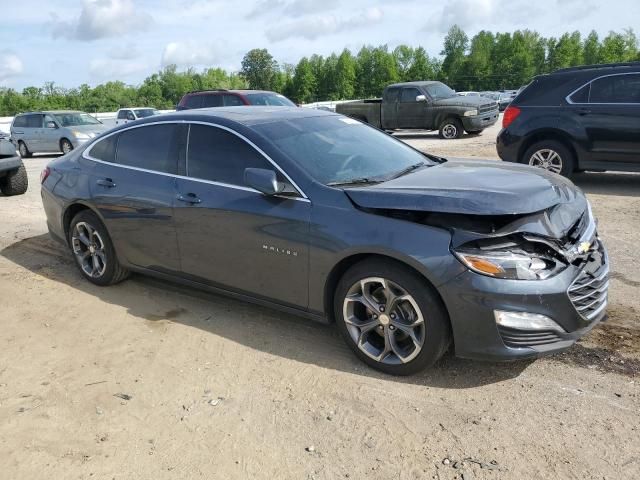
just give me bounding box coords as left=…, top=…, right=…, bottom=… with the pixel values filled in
left=424, top=82, right=457, bottom=100
left=246, top=93, right=296, bottom=107
left=53, top=112, right=101, bottom=127
left=254, top=115, right=435, bottom=185
left=134, top=108, right=159, bottom=118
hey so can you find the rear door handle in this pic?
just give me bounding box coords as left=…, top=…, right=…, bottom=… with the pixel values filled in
left=96, top=178, right=116, bottom=188
left=577, top=108, right=591, bottom=116
left=177, top=193, right=202, bottom=204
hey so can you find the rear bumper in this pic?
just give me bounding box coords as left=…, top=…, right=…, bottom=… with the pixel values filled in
left=462, top=112, right=499, bottom=131
left=496, top=128, right=521, bottom=163
left=439, top=245, right=609, bottom=361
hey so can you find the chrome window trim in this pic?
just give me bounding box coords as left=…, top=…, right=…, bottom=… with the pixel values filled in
left=566, top=72, right=640, bottom=105
left=82, top=119, right=310, bottom=202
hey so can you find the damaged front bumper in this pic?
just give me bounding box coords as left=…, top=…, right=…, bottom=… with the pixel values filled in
left=439, top=240, right=609, bottom=361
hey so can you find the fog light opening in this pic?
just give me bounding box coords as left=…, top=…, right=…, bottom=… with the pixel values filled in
left=494, top=310, right=566, bottom=333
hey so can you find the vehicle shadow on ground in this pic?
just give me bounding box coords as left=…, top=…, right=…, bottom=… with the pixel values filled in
left=2, top=234, right=533, bottom=389
left=572, top=172, right=640, bottom=197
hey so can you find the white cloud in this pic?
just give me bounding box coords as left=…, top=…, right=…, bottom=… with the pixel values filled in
left=267, top=7, right=383, bottom=42
left=51, top=0, right=153, bottom=41
left=0, top=51, right=23, bottom=81
left=161, top=41, right=220, bottom=68
left=89, top=57, right=147, bottom=80
left=108, top=43, right=141, bottom=60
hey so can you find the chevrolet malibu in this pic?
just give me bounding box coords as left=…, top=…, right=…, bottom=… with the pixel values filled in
left=40, top=107, right=608, bottom=375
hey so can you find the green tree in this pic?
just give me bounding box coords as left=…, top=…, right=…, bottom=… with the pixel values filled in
left=441, top=25, right=469, bottom=88
left=583, top=31, right=601, bottom=64
left=291, top=57, right=317, bottom=103
left=334, top=49, right=356, bottom=99
left=240, top=48, right=279, bottom=90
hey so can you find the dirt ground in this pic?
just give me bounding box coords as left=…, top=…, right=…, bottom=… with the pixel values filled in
left=1, top=121, right=639, bottom=479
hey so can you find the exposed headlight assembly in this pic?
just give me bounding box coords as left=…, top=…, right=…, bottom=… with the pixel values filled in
left=463, top=109, right=478, bottom=117
left=453, top=240, right=567, bottom=280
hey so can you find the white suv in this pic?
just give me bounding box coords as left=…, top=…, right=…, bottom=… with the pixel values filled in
left=115, top=108, right=160, bottom=125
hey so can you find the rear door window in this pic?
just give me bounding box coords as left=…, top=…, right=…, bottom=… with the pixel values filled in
left=115, top=124, right=185, bottom=174
left=186, top=124, right=277, bottom=186
left=200, top=94, right=223, bottom=108
left=223, top=94, right=245, bottom=106
left=26, top=114, right=44, bottom=128
left=590, top=74, right=640, bottom=103
left=89, top=134, right=118, bottom=163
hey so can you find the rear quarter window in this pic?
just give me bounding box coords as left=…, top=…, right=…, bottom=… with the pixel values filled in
left=12, top=116, right=27, bottom=128
left=89, top=134, right=118, bottom=163
left=200, top=95, right=223, bottom=108
left=183, top=95, right=203, bottom=109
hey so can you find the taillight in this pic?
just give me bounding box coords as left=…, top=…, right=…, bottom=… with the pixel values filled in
left=40, top=167, right=51, bottom=184
left=502, top=106, right=521, bottom=129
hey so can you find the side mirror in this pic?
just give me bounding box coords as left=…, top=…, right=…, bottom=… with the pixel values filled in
left=415, top=95, right=427, bottom=102
left=46, top=121, right=57, bottom=129
left=244, top=168, right=285, bottom=196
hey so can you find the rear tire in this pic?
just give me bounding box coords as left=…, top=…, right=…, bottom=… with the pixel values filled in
left=18, top=141, right=32, bottom=158
left=522, top=140, right=575, bottom=177
left=334, top=258, right=450, bottom=375
left=0, top=164, right=28, bottom=196
left=438, top=118, right=463, bottom=139
left=68, top=210, right=129, bottom=286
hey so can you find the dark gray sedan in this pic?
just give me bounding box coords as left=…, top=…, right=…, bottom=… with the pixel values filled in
left=40, top=107, right=608, bottom=375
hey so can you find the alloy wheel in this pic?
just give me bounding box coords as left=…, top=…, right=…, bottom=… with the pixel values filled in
left=528, top=148, right=562, bottom=174
left=342, top=277, right=426, bottom=365
left=71, top=222, right=107, bottom=278
left=442, top=124, right=458, bottom=139
left=62, top=140, right=73, bottom=154
left=19, top=142, right=27, bottom=157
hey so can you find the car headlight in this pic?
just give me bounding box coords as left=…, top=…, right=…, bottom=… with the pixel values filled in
left=72, top=131, right=90, bottom=140
left=453, top=245, right=564, bottom=280
left=463, top=109, right=478, bottom=117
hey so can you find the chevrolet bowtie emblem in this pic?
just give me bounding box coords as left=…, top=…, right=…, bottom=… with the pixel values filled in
left=578, top=241, right=592, bottom=254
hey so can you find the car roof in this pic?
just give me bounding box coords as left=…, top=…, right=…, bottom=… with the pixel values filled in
left=152, top=106, right=334, bottom=126
left=386, top=81, right=442, bottom=88
left=119, top=107, right=156, bottom=110
left=185, top=90, right=281, bottom=96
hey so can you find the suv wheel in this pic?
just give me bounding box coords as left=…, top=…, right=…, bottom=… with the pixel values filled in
left=523, top=140, right=575, bottom=177
left=61, top=138, right=74, bottom=154
left=0, top=164, right=28, bottom=196
left=334, top=259, right=450, bottom=375
left=68, top=210, right=129, bottom=286
left=18, top=141, right=32, bottom=158
left=438, top=118, right=463, bottom=139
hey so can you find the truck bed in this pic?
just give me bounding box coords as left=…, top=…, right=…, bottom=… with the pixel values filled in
left=335, top=99, right=382, bottom=128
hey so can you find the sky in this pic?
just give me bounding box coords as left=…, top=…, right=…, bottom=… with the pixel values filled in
left=0, top=0, right=638, bottom=90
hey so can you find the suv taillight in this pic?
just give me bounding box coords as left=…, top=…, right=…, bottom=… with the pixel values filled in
left=502, top=106, right=521, bottom=129
left=40, top=167, right=51, bottom=184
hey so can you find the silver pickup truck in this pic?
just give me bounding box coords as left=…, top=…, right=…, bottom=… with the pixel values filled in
left=336, top=81, right=499, bottom=139
left=0, top=135, right=28, bottom=196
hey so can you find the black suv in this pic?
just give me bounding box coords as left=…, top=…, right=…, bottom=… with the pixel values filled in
left=176, top=89, right=296, bottom=110
left=497, top=62, right=640, bottom=177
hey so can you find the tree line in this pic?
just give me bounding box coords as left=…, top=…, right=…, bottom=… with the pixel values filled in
left=1, top=26, right=638, bottom=116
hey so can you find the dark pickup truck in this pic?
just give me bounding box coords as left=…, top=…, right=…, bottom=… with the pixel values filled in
left=336, top=81, right=499, bottom=139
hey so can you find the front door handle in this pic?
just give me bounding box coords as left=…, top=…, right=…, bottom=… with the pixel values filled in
left=177, top=193, right=202, bottom=204
left=96, top=178, right=116, bottom=188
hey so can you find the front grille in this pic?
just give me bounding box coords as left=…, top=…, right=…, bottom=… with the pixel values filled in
left=568, top=242, right=609, bottom=321
left=498, top=326, right=563, bottom=348
left=479, top=103, right=498, bottom=114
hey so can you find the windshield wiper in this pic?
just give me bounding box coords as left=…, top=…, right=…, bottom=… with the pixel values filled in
left=327, top=177, right=382, bottom=187
left=389, top=162, right=427, bottom=180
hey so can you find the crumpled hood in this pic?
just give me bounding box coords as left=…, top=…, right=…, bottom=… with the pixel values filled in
left=344, top=159, right=584, bottom=216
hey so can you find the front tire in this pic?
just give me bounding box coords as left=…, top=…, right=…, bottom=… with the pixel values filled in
left=438, top=118, right=463, bottom=139
left=0, top=164, right=28, bottom=196
left=60, top=138, right=74, bottom=154
left=334, top=259, right=450, bottom=375
left=522, top=140, right=575, bottom=177
left=68, top=210, right=129, bottom=286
